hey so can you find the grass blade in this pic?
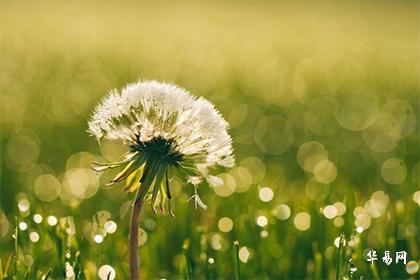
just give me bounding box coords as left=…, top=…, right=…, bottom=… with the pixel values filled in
left=233, top=240, right=240, bottom=280
left=335, top=233, right=345, bottom=280
left=182, top=239, right=191, bottom=280
left=369, top=262, right=380, bottom=280
left=42, top=269, right=52, bottom=280
left=14, top=216, right=18, bottom=278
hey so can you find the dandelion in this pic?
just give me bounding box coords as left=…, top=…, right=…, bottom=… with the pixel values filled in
left=87, top=80, right=234, bottom=279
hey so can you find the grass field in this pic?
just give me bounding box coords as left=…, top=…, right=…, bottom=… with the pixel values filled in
left=0, top=1, right=419, bottom=279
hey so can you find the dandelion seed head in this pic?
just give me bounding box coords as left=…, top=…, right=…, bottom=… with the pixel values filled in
left=87, top=81, right=234, bottom=213
left=88, top=81, right=234, bottom=170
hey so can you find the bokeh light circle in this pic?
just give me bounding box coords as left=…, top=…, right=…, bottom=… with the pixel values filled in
left=272, top=204, right=291, bottom=220
left=406, top=260, right=419, bottom=275
left=212, top=173, right=236, bottom=197
left=297, top=141, right=329, bottom=173
left=98, top=265, right=116, bottom=280
left=240, top=157, right=266, bottom=184
left=229, top=167, right=253, bottom=193
left=314, top=160, right=337, bottom=184
left=363, top=113, right=402, bottom=153
left=383, top=99, right=416, bottom=137
left=304, top=97, right=339, bottom=136
left=34, top=174, right=61, bottom=202
left=334, top=92, right=379, bottom=131
left=254, top=115, right=294, bottom=155
left=294, top=212, right=311, bottom=231
left=259, top=187, right=274, bottom=202
left=381, top=158, right=407, bottom=185
left=218, top=217, right=234, bottom=233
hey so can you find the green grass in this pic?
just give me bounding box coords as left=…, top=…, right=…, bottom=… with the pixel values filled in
left=0, top=1, right=419, bottom=279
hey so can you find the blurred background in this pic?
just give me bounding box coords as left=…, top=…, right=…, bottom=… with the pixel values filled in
left=0, top=1, right=419, bottom=279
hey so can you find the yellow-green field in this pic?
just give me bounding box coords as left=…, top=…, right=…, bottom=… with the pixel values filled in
left=1, top=1, right=419, bottom=279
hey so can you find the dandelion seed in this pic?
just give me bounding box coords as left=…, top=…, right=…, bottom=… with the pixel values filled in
left=208, top=257, right=215, bottom=264
left=187, top=187, right=208, bottom=210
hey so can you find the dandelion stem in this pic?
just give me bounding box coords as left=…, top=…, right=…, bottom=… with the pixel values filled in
left=129, top=187, right=144, bottom=280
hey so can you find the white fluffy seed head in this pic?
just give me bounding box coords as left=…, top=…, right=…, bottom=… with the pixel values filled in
left=88, top=81, right=235, bottom=172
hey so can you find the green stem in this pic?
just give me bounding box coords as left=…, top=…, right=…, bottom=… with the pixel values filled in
left=336, top=233, right=345, bottom=280
left=14, top=216, right=18, bottom=279
left=370, top=262, right=380, bottom=280
left=182, top=240, right=191, bottom=280
left=233, top=240, right=240, bottom=280
left=129, top=159, right=159, bottom=280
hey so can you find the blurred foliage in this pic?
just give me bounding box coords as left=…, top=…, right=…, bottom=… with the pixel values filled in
left=0, top=1, right=419, bottom=279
